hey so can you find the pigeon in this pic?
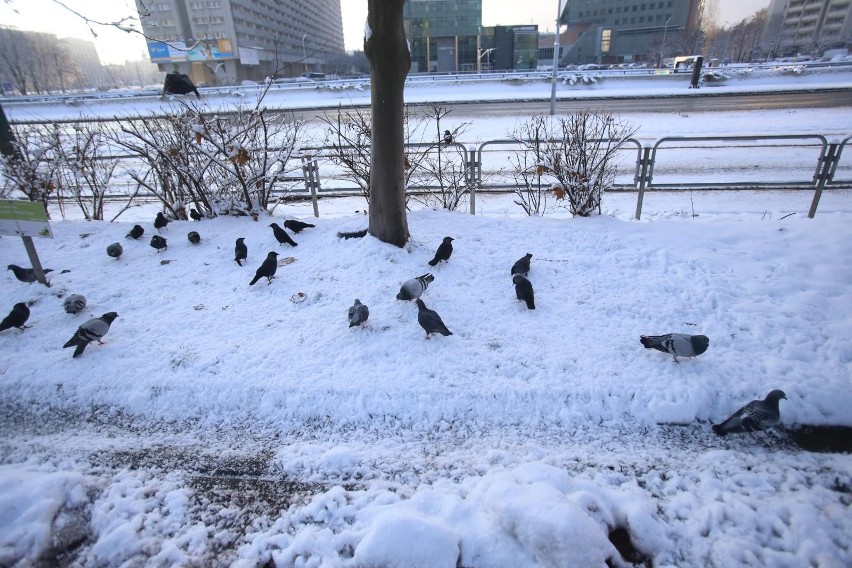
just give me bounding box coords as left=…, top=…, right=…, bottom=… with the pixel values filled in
left=154, top=212, right=170, bottom=231
left=63, top=311, right=118, bottom=358
left=0, top=302, right=30, bottom=332
left=348, top=299, right=369, bottom=327
left=126, top=224, right=144, bottom=240
left=189, top=208, right=203, bottom=221
left=283, top=219, right=315, bottom=233
left=415, top=299, right=452, bottom=338
left=396, top=273, right=434, bottom=301
left=235, top=237, right=247, bottom=266
left=187, top=231, right=201, bottom=245
left=511, top=253, right=533, bottom=276
left=249, top=251, right=279, bottom=285
left=150, top=235, right=168, bottom=253
left=269, top=223, right=298, bottom=247
left=162, top=71, right=200, bottom=99
left=428, top=236, right=454, bottom=266
left=63, top=294, right=87, bottom=314
left=640, top=333, right=709, bottom=363
left=712, top=390, right=787, bottom=436
left=513, top=274, right=535, bottom=310
left=106, top=242, right=123, bottom=260
left=7, top=264, right=53, bottom=284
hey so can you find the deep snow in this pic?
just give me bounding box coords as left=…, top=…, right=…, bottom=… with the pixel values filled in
left=1, top=70, right=851, bottom=567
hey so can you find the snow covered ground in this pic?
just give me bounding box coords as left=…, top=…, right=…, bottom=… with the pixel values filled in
left=1, top=70, right=851, bottom=567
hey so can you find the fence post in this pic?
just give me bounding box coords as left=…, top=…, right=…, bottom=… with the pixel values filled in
left=467, top=145, right=478, bottom=215
left=634, top=146, right=652, bottom=220
left=302, top=156, right=320, bottom=218
left=808, top=142, right=840, bottom=218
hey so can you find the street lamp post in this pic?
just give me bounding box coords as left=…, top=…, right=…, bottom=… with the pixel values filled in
left=660, top=16, right=671, bottom=68
left=302, top=33, right=308, bottom=73
left=549, top=0, right=562, bottom=115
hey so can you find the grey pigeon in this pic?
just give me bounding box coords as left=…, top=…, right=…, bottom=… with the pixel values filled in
left=713, top=390, right=787, bottom=436
left=7, top=264, right=53, bottom=284
left=249, top=251, right=278, bottom=285
left=235, top=237, right=247, bottom=266
left=513, top=274, right=535, bottom=310
left=348, top=299, right=369, bottom=327
left=63, top=311, right=118, bottom=358
left=126, top=224, right=144, bottom=239
left=187, top=231, right=201, bottom=245
left=150, top=235, right=167, bottom=252
left=63, top=294, right=87, bottom=314
left=415, top=299, right=452, bottom=338
left=106, top=242, right=123, bottom=260
left=511, top=253, right=533, bottom=276
left=0, top=302, right=30, bottom=332
left=284, top=219, right=315, bottom=233
left=154, top=212, right=169, bottom=231
left=640, top=333, right=709, bottom=363
left=189, top=208, right=203, bottom=221
left=396, top=273, right=434, bottom=301
left=428, top=236, right=454, bottom=266
left=270, top=223, right=298, bottom=247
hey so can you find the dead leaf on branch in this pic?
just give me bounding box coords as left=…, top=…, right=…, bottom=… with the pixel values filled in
left=552, top=186, right=566, bottom=200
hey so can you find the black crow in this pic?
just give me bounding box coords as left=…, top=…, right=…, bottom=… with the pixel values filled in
left=189, top=208, right=203, bottom=221
left=162, top=71, right=200, bottom=99
left=283, top=219, right=315, bottom=233
left=150, top=235, right=167, bottom=253
left=428, top=237, right=454, bottom=266
left=249, top=251, right=279, bottom=285
left=126, top=225, right=144, bottom=240
left=513, top=274, right=535, bottom=310
left=511, top=253, right=533, bottom=276
left=269, top=223, right=298, bottom=247
left=0, top=302, right=30, bottom=332
left=187, top=231, right=201, bottom=245
left=154, top=212, right=169, bottom=232
left=235, top=238, right=247, bottom=266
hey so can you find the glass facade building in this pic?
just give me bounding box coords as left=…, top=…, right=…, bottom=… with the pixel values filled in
left=403, top=0, right=482, bottom=72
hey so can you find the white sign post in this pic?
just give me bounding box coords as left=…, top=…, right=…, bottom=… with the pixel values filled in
left=0, top=199, right=53, bottom=285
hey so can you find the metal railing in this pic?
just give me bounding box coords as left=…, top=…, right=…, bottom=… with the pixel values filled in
left=4, top=128, right=850, bottom=218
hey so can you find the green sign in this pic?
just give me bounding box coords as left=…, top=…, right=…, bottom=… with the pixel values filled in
left=0, top=200, right=52, bottom=238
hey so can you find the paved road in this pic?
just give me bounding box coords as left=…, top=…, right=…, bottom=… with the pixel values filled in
left=407, top=89, right=852, bottom=117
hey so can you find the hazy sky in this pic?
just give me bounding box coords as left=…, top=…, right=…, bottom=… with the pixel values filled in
left=1, top=0, right=771, bottom=65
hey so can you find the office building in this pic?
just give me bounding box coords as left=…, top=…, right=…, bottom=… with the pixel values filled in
left=403, top=0, right=482, bottom=72
left=135, top=0, right=345, bottom=85
left=559, top=0, right=703, bottom=66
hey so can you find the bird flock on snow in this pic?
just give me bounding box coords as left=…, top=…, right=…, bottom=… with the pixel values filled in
left=3, top=213, right=788, bottom=437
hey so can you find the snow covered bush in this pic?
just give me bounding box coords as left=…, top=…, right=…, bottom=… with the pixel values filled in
left=0, top=124, right=59, bottom=217
left=509, top=111, right=638, bottom=217
left=51, top=121, right=120, bottom=221
left=111, top=97, right=305, bottom=219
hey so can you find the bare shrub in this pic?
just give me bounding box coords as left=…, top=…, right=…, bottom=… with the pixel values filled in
left=0, top=124, right=59, bottom=217
left=52, top=121, right=120, bottom=221
left=509, top=111, right=638, bottom=217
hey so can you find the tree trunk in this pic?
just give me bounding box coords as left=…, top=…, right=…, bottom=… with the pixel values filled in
left=365, top=0, right=410, bottom=247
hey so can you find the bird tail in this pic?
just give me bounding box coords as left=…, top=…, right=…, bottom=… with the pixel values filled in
left=235, top=259, right=243, bottom=266
left=304, top=223, right=315, bottom=228
left=711, top=423, right=727, bottom=436
left=249, top=274, right=261, bottom=286
left=337, top=229, right=368, bottom=239
left=525, top=298, right=535, bottom=310
left=428, top=258, right=439, bottom=267
left=72, top=342, right=87, bottom=358
left=640, top=335, right=663, bottom=349
left=63, top=337, right=79, bottom=349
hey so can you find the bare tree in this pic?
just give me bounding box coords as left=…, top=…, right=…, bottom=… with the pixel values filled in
left=52, top=121, right=119, bottom=220
left=365, top=0, right=410, bottom=247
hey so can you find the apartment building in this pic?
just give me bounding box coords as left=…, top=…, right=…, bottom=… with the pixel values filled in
left=766, top=0, right=852, bottom=54
left=136, top=0, right=344, bottom=85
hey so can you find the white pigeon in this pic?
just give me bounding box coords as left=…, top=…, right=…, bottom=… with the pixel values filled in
left=396, top=273, right=434, bottom=301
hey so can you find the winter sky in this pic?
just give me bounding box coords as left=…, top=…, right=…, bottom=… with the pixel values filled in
left=0, top=0, right=771, bottom=65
